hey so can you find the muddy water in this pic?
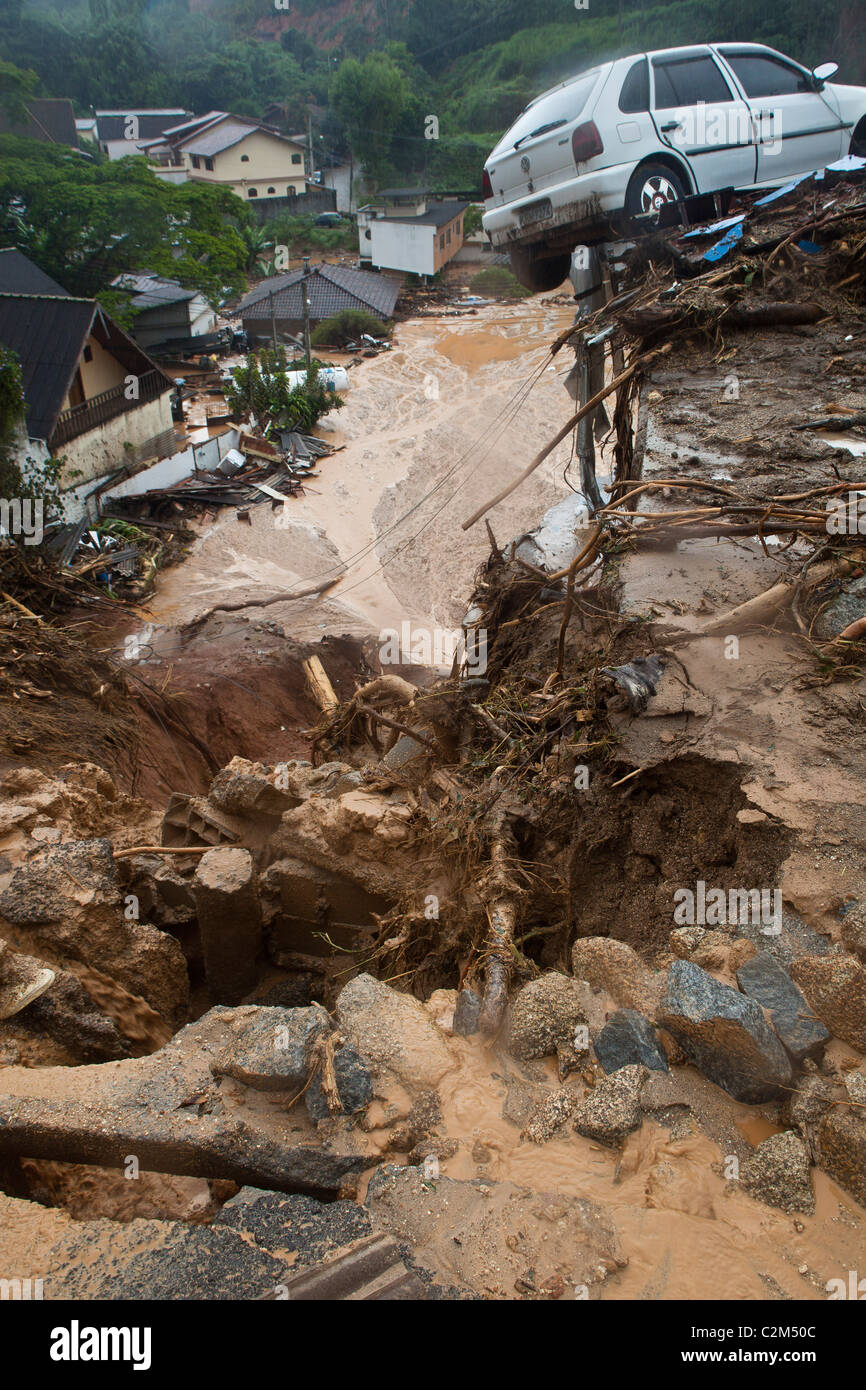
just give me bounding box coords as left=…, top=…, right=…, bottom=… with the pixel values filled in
left=144, top=298, right=579, bottom=646
left=385, top=1033, right=864, bottom=1301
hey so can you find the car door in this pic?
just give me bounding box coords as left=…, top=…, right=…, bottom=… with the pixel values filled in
left=650, top=48, right=757, bottom=195
left=716, top=47, right=846, bottom=182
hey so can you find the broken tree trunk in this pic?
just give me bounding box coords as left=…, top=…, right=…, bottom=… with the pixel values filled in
left=303, top=655, right=338, bottom=712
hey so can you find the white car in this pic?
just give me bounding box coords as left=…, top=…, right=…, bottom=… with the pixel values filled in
left=482, top=42, right=866, bottom=291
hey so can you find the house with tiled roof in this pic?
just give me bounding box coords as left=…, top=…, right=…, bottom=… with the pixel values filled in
left=111, top=273, right=217, bottom=352
left=0, top=253, right=175, bottom=489
left=142, top=111, right=310, bottom=202
left=236, top=264, right=401, bottom=344
left=94, top=108, right=191, bottom=161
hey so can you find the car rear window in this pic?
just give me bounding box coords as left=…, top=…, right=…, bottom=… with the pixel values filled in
left=503, top=70, right=600, bottom=148
left=652, top=54, right=735, bottom=107
left=619, top=59, right=650, bottom=114
left=719, top=50, right=813, bottom=97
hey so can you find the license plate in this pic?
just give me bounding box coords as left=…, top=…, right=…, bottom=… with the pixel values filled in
left=518, top=198, right=552, bottom=227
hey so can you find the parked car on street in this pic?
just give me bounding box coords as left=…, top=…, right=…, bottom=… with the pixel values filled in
left=482, top=43, right=866, bottom=290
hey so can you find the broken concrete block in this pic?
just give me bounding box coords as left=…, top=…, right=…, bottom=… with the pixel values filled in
left=0, top=838, right=119, bottom=927
left=789, top=954, right=866, bottom=1051
left=736, top=952, right=829, bottom=1062
left=507, top=973, right=588, bottom=1061
left=658, top=960, right=792, bottom=1102
left=207, top=758, right=302, bottom=818
left=740, top=1131, right=814, bottom=1214
left=571, top=937, right=664, bottom=1017
left=336, top=974, right=452, bottom=1091
left=594, top=1009, right=668, bottom=1075
left=0, top=1008, right=373, bottom=1195
left=212, top=1005, right=330, bottom=1091
left=193, top=848, right=262, bottom=1005
left=305, top=1044, right=373, bottom=1122
left=452, top=988, right=482, bottom=1037
left=573, top=1064, right=646, bottom=1147
left=16, top=969, right=130, bottom=1063
left=522, top=1087, right=579, bottom=1144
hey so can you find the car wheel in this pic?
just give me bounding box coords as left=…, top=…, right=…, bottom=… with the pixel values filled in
left=625, top=162, right=688, bottom=222
left=851, top=121, right=866, bottom=159
left=508, top=247, right=572, bottom=293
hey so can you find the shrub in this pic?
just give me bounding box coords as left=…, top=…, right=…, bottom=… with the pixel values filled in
left=469, top=266, right=532, bottom=299
left=311, top=309, right=389, bottom=347
left=223, top=348, right=343, bottom=433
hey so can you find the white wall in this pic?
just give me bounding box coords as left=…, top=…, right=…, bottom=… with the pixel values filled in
left=56, top=395, right=174, bottom=487
left=368, top=219, right=435, bottom=276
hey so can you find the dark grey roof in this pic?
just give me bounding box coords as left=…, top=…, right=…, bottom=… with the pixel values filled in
left=0, top=294, right=172, bottom=441
left=95, top=109, right=189, bottom=143
left=0, top=98, right=78, bottom=147
left=387, top=200, right=469, bottom=228
left=112, top=273, right=198, bottom=308
left=238, top=264, right=400, bottom=323
left=183, top=120, right=261, bottom=158
left=380, top=187, right=429, bottom=199
left=0, top=250, right=70, bottom=297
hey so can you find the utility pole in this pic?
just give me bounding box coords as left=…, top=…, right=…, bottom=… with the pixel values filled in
left=269, top=291, right=277, bottom=352
left=306, top=109, right=314, bottom=184
left=302, top=256, right=312, bottom=371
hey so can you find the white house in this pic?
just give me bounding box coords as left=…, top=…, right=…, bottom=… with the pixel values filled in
left=358, top=191, right=468, bottom=277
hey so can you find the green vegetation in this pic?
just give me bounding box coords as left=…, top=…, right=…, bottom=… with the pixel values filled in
left=223, top=348, right=344, bottom=433
left=261, top=213, right=357, bottom=259
left=469, top=266, right=532, bottom=299
left=311, top=310, right=390, bottom=347
left=0, top=136, right=250, bottom=305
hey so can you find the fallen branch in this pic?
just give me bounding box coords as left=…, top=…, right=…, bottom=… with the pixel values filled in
left=478, top=818, right=519, bottom=1037
left=355, top=702, right=439, bottom=753
left=188, top=575, right=342, bottom=627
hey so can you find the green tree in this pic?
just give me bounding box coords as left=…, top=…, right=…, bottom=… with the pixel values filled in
left=330, top=51, right=409, bottom=184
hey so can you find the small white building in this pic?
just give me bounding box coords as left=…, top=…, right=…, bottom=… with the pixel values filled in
left=112, top=273, right=217, bottom=352
left=358, top=190, right=468, bottom=278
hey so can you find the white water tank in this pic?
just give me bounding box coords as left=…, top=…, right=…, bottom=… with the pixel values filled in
left=285, top=366, right=350, bottom=392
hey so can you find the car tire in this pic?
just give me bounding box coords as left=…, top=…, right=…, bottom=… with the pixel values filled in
left=507, top=246, right=572, bottom=293
left=625, top=162, right=688, bottom=223
left=851, top=121, right=866, bottom=159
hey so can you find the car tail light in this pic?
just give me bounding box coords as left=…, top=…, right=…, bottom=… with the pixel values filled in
left=572, top=121, right=604, bottom=165
left=482, top=168, right=494, bottom=201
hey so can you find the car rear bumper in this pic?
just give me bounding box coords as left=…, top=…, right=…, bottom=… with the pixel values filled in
left=482, top=161, right=634, bottom=249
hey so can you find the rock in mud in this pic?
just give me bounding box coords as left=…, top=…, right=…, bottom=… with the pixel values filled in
left=734, top=908, right=833, bottom=969
left=594, top=1009, right=669, bottom=1075
left=740, top=1131, right=815, bottom=1215
left=207, top=757, right=303, bottom=817
left=0, top=838, right=119, bottom=927
left=573, top=1064, right=646, bottom=1147
left=658, top=960, right=792, bottom=1103
left=336, top=973, right=452, bottom=1091
left=815, top=1107, right=866, bottom=1207
left=305, top=1044, right=373, bottom=1121
left=789, top=955, right=866, bottom=1051
left=841, top=902, right=866, bottom=963
left=811, top=573, right=866, bottom=641
left=17, top=969, right=130, bottom=1063
left=522, top=1087, right=579, bottom=1144
left=571, top=937, right=664, bottom=1017
left=736, top=953, right=829, bottom=1062
left=507, top=973, right=588, bottom=1061
left=452, top=987, right=482, bottom=1037
left=214, top=1187, right=373, bottom=1263
left=213, top=1005, right=331, bottom=1091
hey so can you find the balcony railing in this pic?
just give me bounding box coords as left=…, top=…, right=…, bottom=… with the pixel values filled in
left=50, top=370, right=169, bottom=448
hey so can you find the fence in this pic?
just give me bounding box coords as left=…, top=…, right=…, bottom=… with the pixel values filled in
left=50, top=370, right=168, bottom=448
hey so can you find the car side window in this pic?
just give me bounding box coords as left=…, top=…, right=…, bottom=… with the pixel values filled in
left=653, top=55, right=735, bottom=108
left=720, top=52, right=813, bottom=97
left=619, top=59, right=650, bottom=114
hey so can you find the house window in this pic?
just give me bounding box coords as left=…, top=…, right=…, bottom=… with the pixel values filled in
left=267, top=186, right=276, bottom=194
left=205, top=157, right=214, bottom=171
left=83, top=344, right=93, bottom=363
left=291, top=153, right=302, bottom=164
left=439, top=234, right=445, bottom=250
left=446, top=228, right=451, bottom=245
left=191, top=155, right=201, bottom=169
left=248, top=187, right=258, bottom=197
left=241, top=153, right=250, bottom=162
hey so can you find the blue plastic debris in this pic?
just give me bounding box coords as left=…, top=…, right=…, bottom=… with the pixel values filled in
left=703, top=220, right=744, bottom=261
left=682, top=214, right=746, bottom=240
left=825, top=155, right=866, bottom=173
left=797, top=239, right=822, bottom=255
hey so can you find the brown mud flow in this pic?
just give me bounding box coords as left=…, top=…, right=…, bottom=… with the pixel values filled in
left=2, top=180, right=866, bottom=1298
